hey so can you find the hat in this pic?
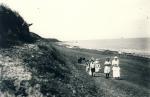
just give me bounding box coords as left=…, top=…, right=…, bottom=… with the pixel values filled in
left=114, top=56, right=118, bottom=59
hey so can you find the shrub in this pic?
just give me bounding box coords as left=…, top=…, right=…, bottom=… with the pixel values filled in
left=0, top=5, right=38, bottom=47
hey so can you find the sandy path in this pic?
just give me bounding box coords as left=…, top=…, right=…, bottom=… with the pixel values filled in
left=93, top=73, right=150, bottom=97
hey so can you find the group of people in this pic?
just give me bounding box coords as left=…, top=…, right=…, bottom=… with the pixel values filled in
left=85, top=56, right=120, bottom=79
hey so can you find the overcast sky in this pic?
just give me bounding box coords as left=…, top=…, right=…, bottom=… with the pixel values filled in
left=0, top=0, right=150, bottom=40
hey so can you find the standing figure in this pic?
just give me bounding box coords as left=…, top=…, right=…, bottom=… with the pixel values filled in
left=94, top=59, right=101, bottom=73
left=112, top=56, right=120, bottom=79
left=90, top=61, right=95, bottom=77
left=104, top=58, right=111, bottom=79
left=85, top=60, right=90, bottom=72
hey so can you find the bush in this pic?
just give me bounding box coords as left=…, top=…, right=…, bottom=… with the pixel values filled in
left=0, top=5, right=38, bottom=47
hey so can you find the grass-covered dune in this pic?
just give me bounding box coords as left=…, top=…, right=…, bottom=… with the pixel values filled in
left=0, top=41, right=99, bottom=97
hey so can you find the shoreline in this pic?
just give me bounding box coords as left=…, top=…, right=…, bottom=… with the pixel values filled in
left=58, top=42, right=150, bottom=59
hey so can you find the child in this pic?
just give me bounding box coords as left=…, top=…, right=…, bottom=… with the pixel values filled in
left=104, top=58, right=111, bottom=79
left=94, top=59, right=101, bottom=73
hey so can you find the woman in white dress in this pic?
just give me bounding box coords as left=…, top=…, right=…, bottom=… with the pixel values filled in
left=104, top=58, right=111, bottom=79
left=112, top=56, right=120, bottom=79
left=94, top=59, right=101, bottom=73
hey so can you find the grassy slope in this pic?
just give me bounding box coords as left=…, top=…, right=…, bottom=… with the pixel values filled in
left=0, top=41, right=100, bottom=97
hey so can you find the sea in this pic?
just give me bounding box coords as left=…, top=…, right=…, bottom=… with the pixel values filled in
left=62, top=38, right=150, bottom=58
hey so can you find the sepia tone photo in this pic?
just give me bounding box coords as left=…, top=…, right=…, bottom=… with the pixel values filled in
left=0, top=0, right=149, bottom=97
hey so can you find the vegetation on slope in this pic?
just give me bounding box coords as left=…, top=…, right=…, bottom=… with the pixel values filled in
left=0, top=41, right=99, bottom=97
left=0, top=5, right=34, bottom=46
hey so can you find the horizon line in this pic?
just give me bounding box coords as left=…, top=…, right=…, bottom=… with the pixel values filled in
left=62, top=37, right=150, bottom=41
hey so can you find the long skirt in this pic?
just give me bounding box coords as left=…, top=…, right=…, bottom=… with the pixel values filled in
left=89, top=68, right=92, bottom=75
left=86, top=66, right=89, bottom=72
left=95, top=67, right=100, bottom=72
left=104, top=66, right=111, bottom=73
left=112, top=67, right=120, bottom=77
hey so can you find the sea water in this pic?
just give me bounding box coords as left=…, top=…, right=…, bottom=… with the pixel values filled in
left=64, top=38, right=150, bottom=58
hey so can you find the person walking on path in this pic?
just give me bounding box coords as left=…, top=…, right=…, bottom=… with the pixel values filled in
left=112, top=56, right=120, bottom=79
left=90, top=62, right=95, bottom=76
left=104, top=58, right=111, bottom=79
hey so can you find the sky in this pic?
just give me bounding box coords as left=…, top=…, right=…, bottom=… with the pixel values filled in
left=0, top=0, right=150, bottom=41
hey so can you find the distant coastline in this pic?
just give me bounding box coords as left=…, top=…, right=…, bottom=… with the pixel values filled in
left=58, top=38, right=150, bottom=58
